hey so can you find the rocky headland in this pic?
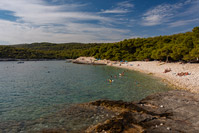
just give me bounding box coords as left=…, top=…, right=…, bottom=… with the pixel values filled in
left=72, top=57, right=107, bottom=65
left=85, top=90, right=199, bottom=133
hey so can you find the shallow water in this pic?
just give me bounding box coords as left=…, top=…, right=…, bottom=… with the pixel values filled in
left=0, top=61, right=172, bottom=131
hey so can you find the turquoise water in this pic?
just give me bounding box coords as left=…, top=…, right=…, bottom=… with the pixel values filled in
left=0, top=61, right=172, bottom=131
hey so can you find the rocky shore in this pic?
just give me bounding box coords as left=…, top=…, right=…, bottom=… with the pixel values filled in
left=85, top=90, right=199, bottom=133
left=40, top=90, right=199, bottom=132
left=72, top=57, right=107, bottom=65
left=1, top=90, right=199, bottom=132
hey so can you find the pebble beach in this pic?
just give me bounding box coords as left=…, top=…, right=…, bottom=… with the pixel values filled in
left=108, top=61, right=199, bottom=93
left=74, top=57, right=199, bottom=93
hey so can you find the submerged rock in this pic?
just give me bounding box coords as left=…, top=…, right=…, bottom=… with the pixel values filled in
left=1, top=90, right=199, bottom=132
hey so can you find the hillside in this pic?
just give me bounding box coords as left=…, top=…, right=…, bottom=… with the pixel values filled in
left=84, top=27, right=199, bottom=62
left=13, top=42, right=99, bottom=51
left=0, top=27, right=198, bottom=61
left=0, top=43, right=100, bottom=59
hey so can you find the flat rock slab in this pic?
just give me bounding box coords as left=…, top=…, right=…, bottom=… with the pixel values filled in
left=139, top=90, right=199, bottom=130
left=86, top=90, right=199, bottom=133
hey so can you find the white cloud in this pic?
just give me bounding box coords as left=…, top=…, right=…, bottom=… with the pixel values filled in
left=141, top=0, right=196, bottom=26
left=169, top=18, right=199, bottom=27
left=117, top=1, right=134, bottom=8
left=0, top=0, right=133, bottom=44
left=141, top=3, right=182, bottom=26
left=100, top=9, right=129, bottom=14
left=0, top=19, right=131, bottom=45
left=178, top=0, right=199, bottom=17
left=100, top=1, right=133, bottom=14
left=0, top=0, right=110, bottom=25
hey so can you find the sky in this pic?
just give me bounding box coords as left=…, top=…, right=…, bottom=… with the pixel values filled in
left=0, top=0, right=198, bottom=45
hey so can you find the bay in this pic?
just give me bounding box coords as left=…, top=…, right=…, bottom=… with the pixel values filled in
left=0, top=61, right=172, bottom=131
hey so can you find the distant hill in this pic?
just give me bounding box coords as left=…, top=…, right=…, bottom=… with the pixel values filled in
left=13, top=42, right=99, bottom=51
left=0, top=43, right=101, bottom=59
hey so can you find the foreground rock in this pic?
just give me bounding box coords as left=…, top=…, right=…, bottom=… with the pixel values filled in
left=86, top=90, right=199, bottom=133
left=1, top=90, right=199, bottom=132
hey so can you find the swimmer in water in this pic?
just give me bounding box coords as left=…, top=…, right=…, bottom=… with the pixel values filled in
left=108, top=79, right=114, bottom=83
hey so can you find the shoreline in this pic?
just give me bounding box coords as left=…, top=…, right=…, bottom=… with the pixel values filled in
left=107, top=61, right=199, bottom=93
left=0, top=58, right=67, bottom=61
left=108, top=63, right=178, bottom=90
left=74, top=57, right=199, bottom=93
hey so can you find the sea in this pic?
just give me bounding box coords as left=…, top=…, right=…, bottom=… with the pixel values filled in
left=0, top=61, right=172, bottom=132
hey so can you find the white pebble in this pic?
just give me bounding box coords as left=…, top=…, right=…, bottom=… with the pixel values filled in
left=167, top=127, right=170, bottom=130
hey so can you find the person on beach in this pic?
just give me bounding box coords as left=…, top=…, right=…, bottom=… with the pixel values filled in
left=122, top=71, right=124, bottom=76
left=119, top=72, right=124, bottom=76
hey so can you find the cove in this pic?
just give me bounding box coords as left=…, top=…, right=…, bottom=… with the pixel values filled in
left=0, top=61, right=172, bottom=131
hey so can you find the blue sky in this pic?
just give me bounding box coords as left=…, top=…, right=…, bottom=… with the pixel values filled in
left=0, top=0, right=198, bottom=45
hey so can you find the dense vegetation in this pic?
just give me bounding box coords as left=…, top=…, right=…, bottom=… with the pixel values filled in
left=84, top=27, right=199, bottom=62
left=0, top=46, right=55, bottom=59
left=0, top=27, right=198, bottom=62
left=0, top=43, right=100, bottom=59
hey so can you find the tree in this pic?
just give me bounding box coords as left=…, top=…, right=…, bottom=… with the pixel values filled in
left=192, top=27, right=199, bottom=38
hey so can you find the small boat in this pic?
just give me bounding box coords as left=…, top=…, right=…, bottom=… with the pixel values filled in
left=65, top=59, right=73, bottom=63
left=17, top=61, right=24, bottom=64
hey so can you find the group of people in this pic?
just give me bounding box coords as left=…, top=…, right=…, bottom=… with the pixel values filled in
left=177, top=72, right=190, bottom=76
left=162, top=68, right=191, bottom=77
left=108, top=71, right=125, bottom=83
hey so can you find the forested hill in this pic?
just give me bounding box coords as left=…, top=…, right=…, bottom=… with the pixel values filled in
left=0, top=43, right=100, bottom=59
left=83, top=27, right=199, bottom=62
left=13, top=42, right=99, bottom=51
left=0, top=27, right=198, bottom=61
